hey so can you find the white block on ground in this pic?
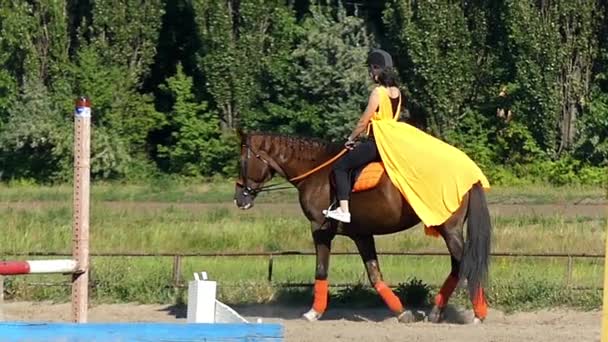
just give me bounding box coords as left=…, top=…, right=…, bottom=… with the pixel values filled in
left=214, top=300, right=249, bottom=323
left=186, top=273, right=217, bottom=323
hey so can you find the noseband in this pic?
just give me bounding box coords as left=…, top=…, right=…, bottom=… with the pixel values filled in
left=236, top=136, right=292, bottom=196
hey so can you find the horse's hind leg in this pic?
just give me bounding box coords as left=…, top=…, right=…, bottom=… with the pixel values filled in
left=429, top=192, right=489, bottom=324
left=429, top=195, right=467, bottom=323
left=429, top=253, right=461, bottom=323
left=351, top=235, right=418, bottom=323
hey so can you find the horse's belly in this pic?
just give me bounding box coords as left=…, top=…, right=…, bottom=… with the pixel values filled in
left=345, top=174, right=420, bottom=235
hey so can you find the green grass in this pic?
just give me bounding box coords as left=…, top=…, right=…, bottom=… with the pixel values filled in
left=0, top=181, right=605, bottom=204
left=0, top=203, right=605, bottom=254
left=0, top=183, right=605, bottom=312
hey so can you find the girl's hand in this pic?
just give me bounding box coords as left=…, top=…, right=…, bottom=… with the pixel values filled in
left=345, top=139, right=356, bottom=150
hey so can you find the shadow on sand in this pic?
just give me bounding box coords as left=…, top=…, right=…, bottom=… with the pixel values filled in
left=156, top=286, right=473, bottom=324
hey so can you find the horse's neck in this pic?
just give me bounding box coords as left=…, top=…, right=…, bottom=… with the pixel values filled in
left=284, top=152, right=336, bottom=181
left=255, top=136, right=338, bottom=181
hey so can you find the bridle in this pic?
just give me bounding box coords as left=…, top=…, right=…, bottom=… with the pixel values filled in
left=236, top=136, right=292, bottom=197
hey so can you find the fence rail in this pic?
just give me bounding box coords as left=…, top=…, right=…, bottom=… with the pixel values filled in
left=1, top=251, right=604, bottom=297
left=1, top=251, right=605, bottom=258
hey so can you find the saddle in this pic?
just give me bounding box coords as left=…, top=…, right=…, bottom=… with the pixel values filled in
left=351, top=162, right=385, bottom=192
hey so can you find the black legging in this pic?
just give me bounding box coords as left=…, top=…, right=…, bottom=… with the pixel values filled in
left=332, top=141, right=380, bottom=201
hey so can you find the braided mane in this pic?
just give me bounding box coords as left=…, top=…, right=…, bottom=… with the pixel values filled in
left=248, top=132, right=343, bottom=161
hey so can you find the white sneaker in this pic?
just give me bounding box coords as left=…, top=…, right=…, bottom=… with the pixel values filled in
left=324, top=208, right=351, bottom=223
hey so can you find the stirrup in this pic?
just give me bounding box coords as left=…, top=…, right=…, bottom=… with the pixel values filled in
left=322, top=201, right=337, bottom=216
left=325, top=208, right=351, bottom=223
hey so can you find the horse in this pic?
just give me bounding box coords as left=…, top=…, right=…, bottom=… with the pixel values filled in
left=233, top=131, right=492, bottom=324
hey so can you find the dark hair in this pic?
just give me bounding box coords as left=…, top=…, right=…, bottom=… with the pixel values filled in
left=369, top=65, right=399, bottom=87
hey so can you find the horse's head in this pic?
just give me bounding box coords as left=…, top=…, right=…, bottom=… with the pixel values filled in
left=234, top=131, right=278, bottom=210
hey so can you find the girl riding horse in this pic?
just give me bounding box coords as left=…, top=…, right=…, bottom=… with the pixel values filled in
left=235, top=48, right=492, bottom=324
left=325, top=49, right=402, bottom=223
left=326, top=48, right=490, bottom=231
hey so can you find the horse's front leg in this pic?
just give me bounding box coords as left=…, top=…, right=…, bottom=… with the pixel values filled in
left=351, top=235, right=419, bottom=323
left=302, top=222, right=335, bottom=322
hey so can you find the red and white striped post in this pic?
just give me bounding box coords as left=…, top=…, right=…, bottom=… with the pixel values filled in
left=71, top=96, right=91, bottom=323
left=0, top=260, right=78, bottom=275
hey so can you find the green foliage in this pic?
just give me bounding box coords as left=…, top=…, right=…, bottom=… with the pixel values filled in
left=86, top=0, right=164, bottom=81
left=76, top=1, right=165, bottom=153
left=395, top=277, right=432, bottom=308
left=0, top=1, right=66, bottom=125
left=505, top=0, right=599, bottom=156
left=157, top=64, right=230, bottom=176
left=290, top=2, right=373, bottom=140
left=67, top=45, right=164, bottom=179
left=490, top=157, right=607, bottom=186
left=0, top=0, right=607, bottom=182
left=495, top=121, right=546, bottom=165
left=443, top=110, right=496, bottom=171
left=384, top=0, right=480, bottom=137
left=574, top=90, right=608, bottom=165
left=0, top=1, right=70, bottom=83
left=193, top=0, right=296, bottom=130
left=0, top=0, right=165, bottom=182
left=333, top=283, right=383, bottom=307
left=487, top=282, right=601, bottom=312
left=0, top=78, right=71, bottom=182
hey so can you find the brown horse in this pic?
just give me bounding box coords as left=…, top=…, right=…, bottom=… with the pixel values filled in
left=234, top=131, right=492, bottom=324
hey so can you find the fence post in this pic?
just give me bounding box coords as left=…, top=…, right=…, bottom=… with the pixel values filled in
left=565, top=255, right=573, bottom=287
left=0, top=275, right=4, bottom=303
left=172, top=255, right=182, bottom=290
left=267, top=255, right=273, bottom=283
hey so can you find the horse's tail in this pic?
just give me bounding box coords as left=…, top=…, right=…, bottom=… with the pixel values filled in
left=459, top=183, right=492, bottom=297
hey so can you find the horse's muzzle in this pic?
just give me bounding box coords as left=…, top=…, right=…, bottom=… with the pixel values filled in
left=234, top=199, right=254, bottom=210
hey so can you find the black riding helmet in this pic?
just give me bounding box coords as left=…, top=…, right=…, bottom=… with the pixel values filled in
left=367, top=48, right=394, bottom=69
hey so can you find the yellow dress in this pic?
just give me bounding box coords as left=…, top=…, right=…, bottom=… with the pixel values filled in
left=371, top=86, right=490, bottom=227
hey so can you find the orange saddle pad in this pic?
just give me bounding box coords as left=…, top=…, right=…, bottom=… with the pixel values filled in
left=352, top=162, right=385, bottom=192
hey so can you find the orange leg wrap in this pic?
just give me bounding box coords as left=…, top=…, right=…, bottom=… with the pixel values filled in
left=472, top=287, right=488, bottom=319
left=434, top=274, right=459, bottom=308
left=312, top=279, right=329, bottom=313
left=375, top=281, right=404, bottom=314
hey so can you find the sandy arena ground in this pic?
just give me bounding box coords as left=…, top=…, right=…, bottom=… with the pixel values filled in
left=0, top=301, right=601, bottom=341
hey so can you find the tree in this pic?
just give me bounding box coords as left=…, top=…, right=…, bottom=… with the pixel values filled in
left=384, top=0, right=479, bottom=137
left=193, top=0, right=298, bottom=131
left=65, top=0, right=165, bottom=178
left=257, top=1, right=373, bottom=140
left=156, top=64, right=230, bottom=176
left=0, top=0, right=166, bottom=181
left=505, top=0, right=599, bottom=157
left=0, top=78, right=71, bottom=181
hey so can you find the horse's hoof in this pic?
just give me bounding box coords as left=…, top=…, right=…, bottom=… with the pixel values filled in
left=472, top=317, right=484, bottom=324
left=429, top=305, right=444, bottom=323
left=302, top=308, right=323, bottom=322
left=397, top=310, right=420, bottom=323
left=397, top=311, right=414, bottom=323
